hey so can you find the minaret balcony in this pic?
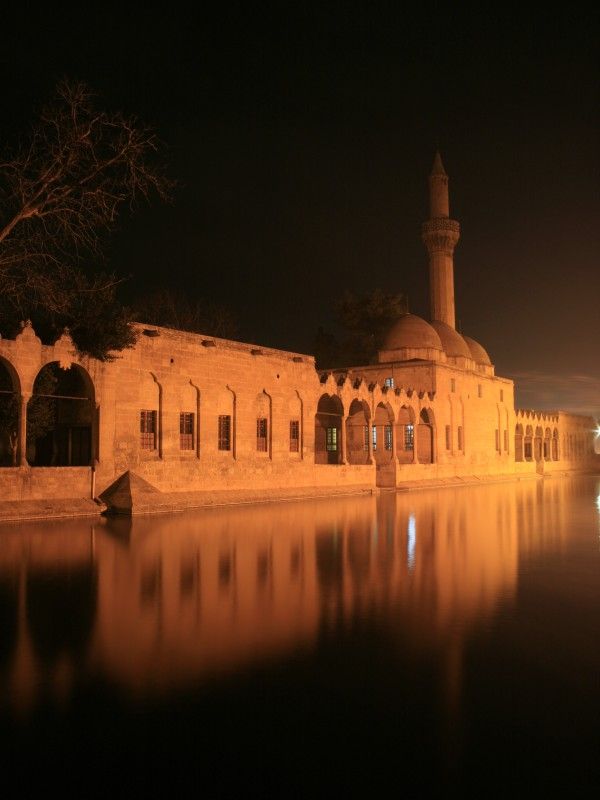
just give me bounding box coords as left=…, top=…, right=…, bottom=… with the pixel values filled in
left=422, top=218, right=460, bottom=252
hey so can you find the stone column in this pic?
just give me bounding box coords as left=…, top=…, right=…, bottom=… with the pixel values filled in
left=367, top=418, right=374, bottom=465
left=413, top=423, right=419, bottom=464
left=19, top=393, right=30, bottom=467
left=339, top=416, right=348, bottom=465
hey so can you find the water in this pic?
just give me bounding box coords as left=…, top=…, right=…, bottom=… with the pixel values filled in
left=1, top=476, right=598, bottom=795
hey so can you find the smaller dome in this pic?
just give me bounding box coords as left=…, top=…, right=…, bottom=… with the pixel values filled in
left=463, top=335, right=492, bottom=366
left=383, top=314, right=443, bottom=352
left=430, top=321, right=472, bottom=359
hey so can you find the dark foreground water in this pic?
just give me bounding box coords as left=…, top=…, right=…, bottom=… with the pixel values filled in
left=1, top=476, right=599, bottom=796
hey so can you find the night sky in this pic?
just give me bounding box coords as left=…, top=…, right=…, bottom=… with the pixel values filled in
left=2, top=4, right=598, bottom=416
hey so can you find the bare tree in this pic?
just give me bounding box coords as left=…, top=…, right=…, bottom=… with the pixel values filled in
left=133, top=288, right=240, bottom=341
left=0, top=79, right=173, bottom=356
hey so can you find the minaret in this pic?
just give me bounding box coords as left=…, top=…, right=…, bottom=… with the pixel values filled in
left=421, top=152, right=460, bottom=329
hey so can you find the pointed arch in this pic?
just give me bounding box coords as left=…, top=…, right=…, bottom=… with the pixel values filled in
left=418, top=407, right=435, bottom=464
left=0, top=356, right=21, bottom=466
left=346, top=398, right=371, bottom=465
left=27, top=362, right=96, bottom=466
left=315, top=394, right=344, bottom=465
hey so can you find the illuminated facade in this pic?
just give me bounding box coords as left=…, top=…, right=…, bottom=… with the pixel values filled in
left=0, top=155, right=596, bottom=513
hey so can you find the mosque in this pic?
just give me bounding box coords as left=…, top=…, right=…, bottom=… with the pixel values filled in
left=0, top=154, right=595, bottom=515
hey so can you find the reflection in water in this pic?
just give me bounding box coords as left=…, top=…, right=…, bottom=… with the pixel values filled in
left=0, top=477, right=586, bottom=710
left=0, top=476, right=598, bottom=793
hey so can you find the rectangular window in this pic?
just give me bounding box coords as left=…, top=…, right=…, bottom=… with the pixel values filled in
left=445, top=425, right=451, bottom=450
left=384, top=377, right=394, bottom=389
left=256, top=418, right=268, bottom=451
left=451, top=378, right=456, bottom=393
left=500, top=389, right=504, bottom=402
left=363, top=425, right=370, bottom=451
left=504, top=430, right=508, bottom=452
left=478, top=384, right=483, bottom=398
left=180, top=412, right=194, bottom=450
left=140, top=410, right=157, bottom=450
left=384, top=424, right=393, bottom=451
left=495, top=429, right=500, bottom=451
left=326, top=426, right=337, bottom=452
left=289, top=419, right=300, bottom=452
left=372, top=425, right=377, bottom=451
left=457, top=425, right=464, bottom=451
left=404, top=424, right=414, bottom=451
left=218, top=415, right=231, bottom=451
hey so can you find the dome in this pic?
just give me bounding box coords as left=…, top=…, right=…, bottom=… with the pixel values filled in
left=383, top=314, right=443, bottom=352
left=462, top=335, right=492, bottom=366
left=430, top=321, right=472, bottom=359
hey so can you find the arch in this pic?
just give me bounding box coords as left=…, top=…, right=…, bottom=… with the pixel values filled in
left=524, top=425, right=533, bottom=461
left=26, top=362, right=95, bottom=467
left=217, top=386, right=236, bottom=457
left=181, top=381, right=200, bottom=456
left=373, top=402, right=394, bottom=465
left=288, top=391, right=303, bottom=457
left=543, top=427, right=552, bottom=461
left=315, top=394, right=343, bottom=465
left=552, top=428, right=559, bottom=461
left=254, top=390, right=272, bottom=457
left=0, top=357, right=20, bottom=466
left=139, top=372, right=161, bottom=457
left=417, top=407, right=435, bottom=464
left=397, top=405, right=416, bottom=464
left=534, top=426, right=543, bottom=462
left=515, top=423, right=524, bottom=462
left=346, top=398, right=370, bottom=465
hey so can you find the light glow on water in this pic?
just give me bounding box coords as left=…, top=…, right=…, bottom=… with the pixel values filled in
left=407, top=513, right=416, bottom=570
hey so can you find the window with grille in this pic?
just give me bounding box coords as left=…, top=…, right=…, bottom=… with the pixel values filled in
left=290, top=419, right=300, bottom=452
left=404, top=424, right=414, bottom=450
left=384, top=376, right=394, bottom=389
left=363, top=425, right=370, bottom=451
left=372, top=425, right=377, bottom=451
left=445, top=425, right=451, bottom=450
left=326, top=426, right=337, bottom=451
left=218, top=415, right=231, bottom=451
left=384, top=424, right=393, bottom=451
left=257, top=418, right=268, bottom=451
left=495, top=429, right=500, bottom=451
left=140, top=410, right=157, bottom=450
left=180, top=412, right=194, bottom=450
left=458, top=425, right=464, bottom=451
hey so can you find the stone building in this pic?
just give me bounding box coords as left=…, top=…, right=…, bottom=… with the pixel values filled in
left=0, top=154, right=596, bottom=513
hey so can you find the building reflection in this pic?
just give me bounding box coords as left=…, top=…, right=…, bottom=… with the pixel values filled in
left=0, top=477, right=589, bottom=714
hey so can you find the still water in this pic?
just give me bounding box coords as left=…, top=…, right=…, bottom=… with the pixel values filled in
left=1, top=476, right=599, bottom=795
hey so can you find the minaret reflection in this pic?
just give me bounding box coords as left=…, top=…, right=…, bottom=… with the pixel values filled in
left=0, top=477, right=590, bottom=712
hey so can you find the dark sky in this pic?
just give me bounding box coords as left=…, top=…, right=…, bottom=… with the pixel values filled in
left=2, top=4, right=599, bottom=416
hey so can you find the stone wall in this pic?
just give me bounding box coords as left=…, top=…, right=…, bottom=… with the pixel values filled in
left=0, top=322, right=596, bottom=507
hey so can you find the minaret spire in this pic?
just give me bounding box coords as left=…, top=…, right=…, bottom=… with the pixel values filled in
left=422, top=151, right=460, bottom=329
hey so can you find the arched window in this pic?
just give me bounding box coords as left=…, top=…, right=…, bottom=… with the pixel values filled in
left=27, top=362, right=95, bottom=466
